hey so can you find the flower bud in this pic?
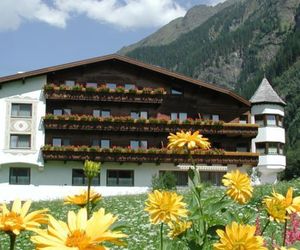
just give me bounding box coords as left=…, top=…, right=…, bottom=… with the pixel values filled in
left=84, top=160, right=101, bottom=179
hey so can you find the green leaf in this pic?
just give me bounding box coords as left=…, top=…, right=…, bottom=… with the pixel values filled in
left=188, top=168, right=195, bottom=181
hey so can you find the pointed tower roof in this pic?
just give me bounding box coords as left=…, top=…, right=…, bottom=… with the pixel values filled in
left=250, top=77, right=286, bottom=106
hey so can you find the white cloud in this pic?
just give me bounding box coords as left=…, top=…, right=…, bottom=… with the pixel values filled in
left=206, top=0, right=226, bottom=6
left=0, top=0, right=67, bottom=31
left=0, top=0, right=186, bottom=31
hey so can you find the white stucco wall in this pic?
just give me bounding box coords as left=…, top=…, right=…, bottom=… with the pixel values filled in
left=251, top=104, right=284, bottom=118
left=253, top=127, right=285, bottom=144
left=0, top=161, right=185, bottom=186
left=258, top=155, right=286, bottom=170
left=0, top=76, right=46, bottom=167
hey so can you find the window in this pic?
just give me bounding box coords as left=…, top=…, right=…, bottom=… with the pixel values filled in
left=236, top=143, right=248, bottom=152
left=11, top=104, right=32, bottom=117
left=86, top=82, right=98, bottom=88
left=65, top=80, right=75, bottom=87
left=200, top=171, right=226, bottom=186
left=72, top=169, right=100, bottom=186
left=171, top=88, right=183, bottom=95
left=52, top=138, right=70, bottom=146
left=179, top=113, right=187, bottom=121
left=279, top=144, right=284, bottom=155
left=255, top=115, right=264, bottom=126
left=125, top=84, right=135, bottom=90
left=212, top=114, right=220, bottom=121
left=92, top=110, right=110, bottom=117
left=268, top=142, right=278, bottom=155
left=266, top=115, right=276, bottom=126
left=171, top=112, right=187, bottom=122
left=159, top=171, right=188, bottom=186
left=9, top=167, right=30, bottom=185
left=93, top=110, right=100, bottom=117
left=107, top=170, right=134, bottom=186
left=277, top=116, right=283, bottom=127
left=202, top=114, right=219, bottom=121
left=101, top=139, right=110, bottom=148
left=171, top=113, right=178, bottom=121
left=101, top=110, right=111, bottom=117
left=255, top=114, right=283, bottom=127
left=107, top=83, right=116, bottom=90
left=10, top=135, right=31, bottom=149
left=255, top=142, right=284, bottom=155
left=53, top=109, right=71, bottom=115
left=130, top=140, right=147, bottom=149
left=239, top=115, right=248, bottom=124
left=131, top=111, right=148, bottom=119
left=256, top=143, right=266, bottom=155
left=140, top=111, right=148, bottom=119
left=202, top=114, right=211, bottom=120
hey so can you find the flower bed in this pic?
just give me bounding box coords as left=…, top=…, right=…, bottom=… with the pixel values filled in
left=43, top=84, right=166, bottom=103
left=42, top=145, right=258, bottom=165
left=43, top=114, right=259, bottom=137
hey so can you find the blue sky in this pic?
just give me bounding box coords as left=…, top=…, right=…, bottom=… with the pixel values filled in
left=0, top=0, right=225, bottom=77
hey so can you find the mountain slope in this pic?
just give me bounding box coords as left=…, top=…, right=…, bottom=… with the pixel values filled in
left=121, top=0, right=300, bottom=178
left=118, top=0, right=240, bottom=55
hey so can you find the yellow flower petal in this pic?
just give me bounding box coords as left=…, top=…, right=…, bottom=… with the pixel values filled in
left=31, top=208, right=127, bottom=250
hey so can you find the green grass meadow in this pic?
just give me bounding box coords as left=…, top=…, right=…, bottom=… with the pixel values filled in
left=1, top=179, right=300, bottom=249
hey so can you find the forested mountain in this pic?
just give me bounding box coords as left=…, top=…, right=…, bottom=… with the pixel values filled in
left=119, top=0, right=240, bottom=54
left=120, top=0, right=300, bottom=178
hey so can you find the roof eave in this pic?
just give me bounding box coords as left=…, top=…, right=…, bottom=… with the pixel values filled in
left=0, top=54, right=250, bottom=107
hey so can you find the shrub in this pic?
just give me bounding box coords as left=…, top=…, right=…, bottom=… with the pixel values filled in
left=151, top=172, right=177, bottom=191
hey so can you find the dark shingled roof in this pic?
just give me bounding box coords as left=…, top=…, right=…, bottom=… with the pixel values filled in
left=0, top=54, right=251, bottom=106
left=250, top=77, right=286, bottom=106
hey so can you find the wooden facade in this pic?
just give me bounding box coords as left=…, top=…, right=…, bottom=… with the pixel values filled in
left=40, top=56, right=258, bottom=166
left=0, top=55, right=259, bottom=186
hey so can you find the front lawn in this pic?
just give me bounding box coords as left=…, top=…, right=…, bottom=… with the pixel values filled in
left=1, top=179, right=300, bottom=249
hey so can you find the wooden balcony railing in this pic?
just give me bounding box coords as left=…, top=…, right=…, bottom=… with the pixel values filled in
left=43, top=115, right=258, bottom=137
left=42, top=146, right=258, bottom=166
left=43, top=85, right=166, bottom=104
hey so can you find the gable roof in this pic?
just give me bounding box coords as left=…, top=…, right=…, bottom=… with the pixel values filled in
left=0, top=54, right=250, bottom=106
left=250, top=77, right=286, bottom=106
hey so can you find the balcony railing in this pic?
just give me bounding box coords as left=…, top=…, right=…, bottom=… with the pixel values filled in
left=43, top=84, right=166, bottom=104
left=42, top=146, right=259, bottom=166
left=43, top=115, right=258, bottom=137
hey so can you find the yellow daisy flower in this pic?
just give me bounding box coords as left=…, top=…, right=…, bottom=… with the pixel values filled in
left=144, top=190, right=188, bottom=224
left=275, top=247, right=297, bottom=250
left=213, top=222, right=267, bottom=250
left=168, top=220, right=192, bottom=238
left=31, top=208, right=127, bottom=249
left=263, top=196, right=288, bottom=223
left=222, top=170, right=253, bottom=204
left=0, top=199, right=48, bottom=235
left=64, top=189, right=102, bottom=207
left=167, top=130, right=211, bottom=150
left=271, top=187, right=300, bottom=214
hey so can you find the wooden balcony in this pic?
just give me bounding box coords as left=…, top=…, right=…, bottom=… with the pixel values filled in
left=43, top=115, right=258, bottom=137
left=44, top=85, right=166, bottom=104
left=42, top=146, right=258, bottom=166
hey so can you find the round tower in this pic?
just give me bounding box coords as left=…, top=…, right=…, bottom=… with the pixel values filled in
left=250, top=77, right=286, bottom=184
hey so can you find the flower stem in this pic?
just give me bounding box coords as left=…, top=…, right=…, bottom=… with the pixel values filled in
left=87, top=177, right=92, bottom=219
left=261, top=220, right=270, bottom=236
left=220, top=194, right=227, bottom=202
left=160, top=223, right=164, bottom=250
left=283, top=218, right=288, bottom=246
left=9, top=233, right=16, bottom=250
